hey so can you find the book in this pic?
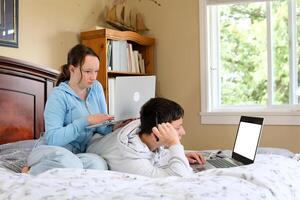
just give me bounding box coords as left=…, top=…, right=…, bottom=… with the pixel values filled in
left=119, top=40, right=129, bottom=72
left=133, top=50, right=140, bottom=73
left=138, top=53, right=145, bottom=74
left=126, top=43, right=132, bottom=72
left=111, top=40, right=121, bottom=71
left=107, top=40, right=112, bottom=71
left=128, top=43, right=136, bottom=73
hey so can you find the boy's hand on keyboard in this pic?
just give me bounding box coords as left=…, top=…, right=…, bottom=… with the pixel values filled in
left=186, top=151, right=206, bottom=165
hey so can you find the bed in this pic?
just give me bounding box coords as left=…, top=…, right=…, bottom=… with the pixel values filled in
left=0, top=56, right=300, bottom=200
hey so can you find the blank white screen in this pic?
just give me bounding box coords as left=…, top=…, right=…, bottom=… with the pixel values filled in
left=233, top=122, right=261, bottom=160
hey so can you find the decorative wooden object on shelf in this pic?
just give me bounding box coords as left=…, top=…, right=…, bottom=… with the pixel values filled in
left=105, top=0, right=161, bottom=33
left=105, top=3, right=149, bottom=33
left=80, top=28, right=155, bottom=104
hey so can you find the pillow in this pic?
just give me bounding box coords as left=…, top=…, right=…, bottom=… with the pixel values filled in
left=0, top=140, right=36, bottom=173
left=257, top=147, right=295, bottom=158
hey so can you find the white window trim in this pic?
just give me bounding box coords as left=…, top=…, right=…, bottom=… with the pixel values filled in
left=199, top=0, right=300, bottom=125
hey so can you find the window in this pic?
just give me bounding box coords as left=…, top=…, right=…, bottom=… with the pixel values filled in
left=199, top=0, right=300, bottom=125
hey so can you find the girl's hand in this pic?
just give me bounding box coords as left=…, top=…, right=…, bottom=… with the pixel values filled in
left=88, top=114, right=114, bottom=125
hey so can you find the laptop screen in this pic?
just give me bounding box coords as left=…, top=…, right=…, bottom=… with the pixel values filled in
left=232, top=116, right=263, bottom=163
left=111, top=76, right=156, bottom=120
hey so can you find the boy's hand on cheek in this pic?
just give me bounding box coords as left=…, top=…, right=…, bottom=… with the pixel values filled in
left=152, top=123, right=180, bottom=148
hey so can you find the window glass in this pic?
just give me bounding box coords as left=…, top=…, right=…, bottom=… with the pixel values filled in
left=219, top=2, right=267, bottom=105
left=206, top=0, right=299, bottom=107
left=272, top=0, right=289, bottom=105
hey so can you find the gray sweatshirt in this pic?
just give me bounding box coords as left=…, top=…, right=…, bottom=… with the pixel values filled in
left=87, top=120, right=193, bottom=177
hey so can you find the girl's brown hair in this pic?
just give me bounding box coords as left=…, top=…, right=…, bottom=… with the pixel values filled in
left=56, top=44, right=99, bottom=86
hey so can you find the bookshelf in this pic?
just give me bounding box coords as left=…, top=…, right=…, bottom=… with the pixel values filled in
left=80, top=28, right=155, bottom=104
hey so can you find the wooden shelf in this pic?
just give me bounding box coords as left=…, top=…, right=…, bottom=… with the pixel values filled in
left=108, top=71, right=153, bottom=76
left=80, top=28, right=155, bottom=105
left=81, top=29, right=155, bottom=46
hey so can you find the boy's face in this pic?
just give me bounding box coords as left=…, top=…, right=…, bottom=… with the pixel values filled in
left=170, top=117, right=185, bottom=140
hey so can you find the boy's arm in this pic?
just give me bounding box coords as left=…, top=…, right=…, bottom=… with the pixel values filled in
left=113, top=144, right=193, bottom=177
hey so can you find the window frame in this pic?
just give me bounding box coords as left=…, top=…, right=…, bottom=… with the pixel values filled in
left=199, top=0, right=300, bottom=125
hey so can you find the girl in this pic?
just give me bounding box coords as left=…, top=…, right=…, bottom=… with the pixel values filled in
left=26, top=44, right=119, bottom=175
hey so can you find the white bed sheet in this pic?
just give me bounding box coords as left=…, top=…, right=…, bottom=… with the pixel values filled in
left=0, top=154, right=299, bottom=200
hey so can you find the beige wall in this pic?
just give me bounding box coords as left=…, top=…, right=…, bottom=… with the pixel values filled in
left=0, top=0, right=108, bottom=69
left=135, top=0, right=300, bottom=152
left=1, top=0, right=298, bottom=152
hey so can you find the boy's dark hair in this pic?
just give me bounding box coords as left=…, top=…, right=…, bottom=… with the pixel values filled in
left=56, top=44, right=99, bottom=86
left=139, top=97, right=184, bottom=134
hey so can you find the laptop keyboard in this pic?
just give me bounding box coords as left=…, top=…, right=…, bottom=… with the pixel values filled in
left=207, top=158, right=237, bottom=168
left=191, top=164, right=205, bottom=173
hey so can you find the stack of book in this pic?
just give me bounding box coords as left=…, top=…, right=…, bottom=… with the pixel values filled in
left=107, top=40, right=145, bottom=74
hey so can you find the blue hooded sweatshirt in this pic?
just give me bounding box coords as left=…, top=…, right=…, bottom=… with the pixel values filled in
left=44, top=80, right=111, bottom=154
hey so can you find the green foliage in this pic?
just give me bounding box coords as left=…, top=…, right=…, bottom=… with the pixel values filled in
left=219, top=1, right=294, bottom=105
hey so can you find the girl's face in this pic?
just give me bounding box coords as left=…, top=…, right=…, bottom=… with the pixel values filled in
left=71, top=55, right=99, bottom=89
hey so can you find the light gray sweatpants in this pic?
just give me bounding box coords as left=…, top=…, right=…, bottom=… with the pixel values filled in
left=27, top=144, right=108, bottom=175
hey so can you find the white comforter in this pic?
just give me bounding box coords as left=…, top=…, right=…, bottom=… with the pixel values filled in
left=0, top=154, right=299, bottom=200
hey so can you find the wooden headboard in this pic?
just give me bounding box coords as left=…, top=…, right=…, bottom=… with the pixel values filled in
left=0, top=56, right=58, bottom=144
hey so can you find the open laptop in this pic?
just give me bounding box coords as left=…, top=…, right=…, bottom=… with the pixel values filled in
left=192, top=116, right=264, bottom=172
left=86, top=76, right=156, bottom=129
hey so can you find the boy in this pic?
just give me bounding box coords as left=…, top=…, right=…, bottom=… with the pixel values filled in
left=87, top=97, right=205, bottom=177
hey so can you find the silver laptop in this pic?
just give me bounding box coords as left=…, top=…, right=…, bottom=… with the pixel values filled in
left=87, top=76, right=156, bottom=129
left=192, top=116, right=264, bottom=172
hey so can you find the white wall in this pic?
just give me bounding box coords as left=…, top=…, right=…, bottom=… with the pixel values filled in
left=132, top=0, right=300, bottom=152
